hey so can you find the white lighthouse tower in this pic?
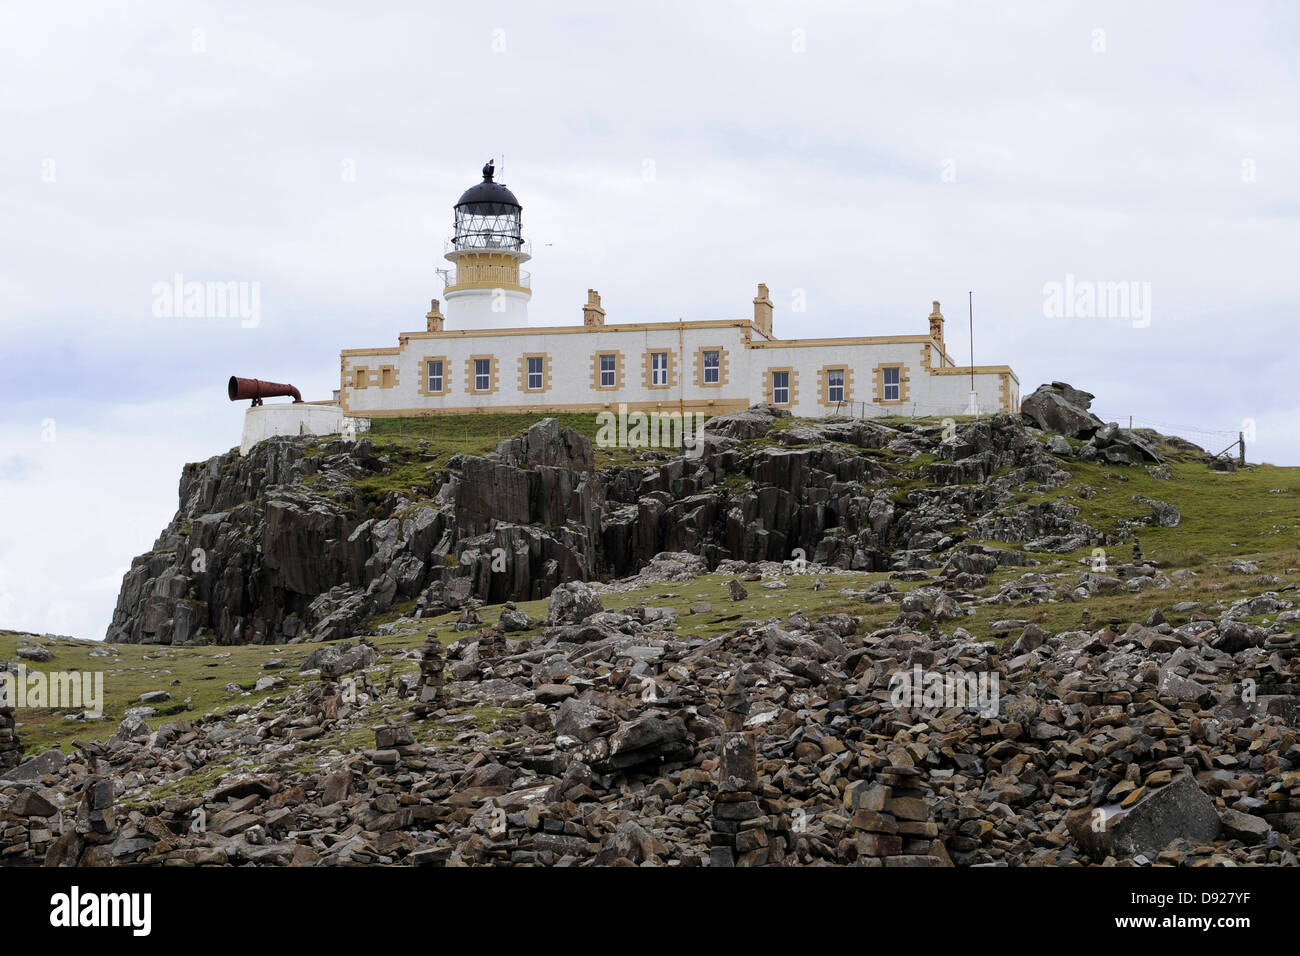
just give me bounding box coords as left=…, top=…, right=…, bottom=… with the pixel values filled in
left=439, top=160, right=531, bottom=330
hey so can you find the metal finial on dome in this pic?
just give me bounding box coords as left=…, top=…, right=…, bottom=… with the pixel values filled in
left=482, top=160, right=495, bottom=182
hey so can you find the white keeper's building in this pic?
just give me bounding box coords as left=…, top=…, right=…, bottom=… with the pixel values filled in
left=340, top=163, right=1017, bottom=421
left=240, top=162, right=1018, bottom=452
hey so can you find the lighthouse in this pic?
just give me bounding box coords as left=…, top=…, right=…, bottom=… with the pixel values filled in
left=440, top=160, right=531, bottom=330
left=331, top=161, right=1021, bottom=429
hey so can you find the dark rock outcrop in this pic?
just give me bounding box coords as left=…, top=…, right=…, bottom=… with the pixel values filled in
left=108, top=411, right=1110, bottom=646
left=1020, top=382, right=1104, bottom=437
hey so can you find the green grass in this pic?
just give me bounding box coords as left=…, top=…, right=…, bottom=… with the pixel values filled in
left=345, top=413, right=717, bottom=506
left=367, top=412, right=607, bottom=449
left=1031, top=457, right=1300, bottom=567
left=0, top=633, right=316, bottom=754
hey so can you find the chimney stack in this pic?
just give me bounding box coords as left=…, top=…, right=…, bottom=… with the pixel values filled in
left=426, top=298, right=445, bottom=333
left=752, top=283, right=774, bottom=338
left=928, top=300, right=944, bottom=350
left=583, top=289, right=605, bottom=328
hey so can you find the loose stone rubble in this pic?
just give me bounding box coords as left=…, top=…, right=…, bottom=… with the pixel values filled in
left=6, top=564, right=1300, bottom=866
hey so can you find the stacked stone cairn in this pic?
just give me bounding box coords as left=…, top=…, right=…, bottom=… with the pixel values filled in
left=1, top=789, right=58, bottom=865
left=710, top=667, right=788, bottom=866
left=0, top=663, right=21, bottom=772
left=842, top=766, right=951, bottom=866
left=67, top=775, right=118, bottom=865
left=412, top=633, right=447, bottom=719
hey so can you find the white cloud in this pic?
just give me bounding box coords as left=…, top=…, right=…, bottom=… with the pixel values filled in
left=0, top=0, right=1296, bottom=638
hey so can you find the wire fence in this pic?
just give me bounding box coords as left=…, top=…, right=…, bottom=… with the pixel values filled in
left=822, top=402, right=1246, bottom=461
left=1092, top=411, right=1244, bottom=457
left=825, top=400, right=996, bottom=421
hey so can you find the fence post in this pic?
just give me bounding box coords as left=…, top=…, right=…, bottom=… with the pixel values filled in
left=1238, top=431, right=1245, bottom=466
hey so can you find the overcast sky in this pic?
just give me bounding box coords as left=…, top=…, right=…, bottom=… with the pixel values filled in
left=2, top=0, right=1297, bottom=641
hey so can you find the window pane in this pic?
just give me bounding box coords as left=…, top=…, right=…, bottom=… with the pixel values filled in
left=704, top=350, right=720, bottom=383
left=828, top=368, right=843, bottom=402
left=883, top=366, right=900, bottom=401
left=773, top=370, right=789, bottom=404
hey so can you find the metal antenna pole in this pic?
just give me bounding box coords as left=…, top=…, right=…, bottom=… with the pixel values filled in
left=968, top=291, right=975, bottom=393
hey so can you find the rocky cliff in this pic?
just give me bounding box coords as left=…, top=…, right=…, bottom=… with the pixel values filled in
left=107, top=404, right=1112, bottom=647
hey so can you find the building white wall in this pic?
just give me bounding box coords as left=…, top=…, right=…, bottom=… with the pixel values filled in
left=444, top=287, right=531, bottom=330
left=240, top=403, right=367, bottom=455
left=339, top=321, right=1018, bottom=421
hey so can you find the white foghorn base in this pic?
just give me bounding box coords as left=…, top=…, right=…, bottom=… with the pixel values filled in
left=443, top=288, right=531, bottom=330
left=240, top=403, right=370, bottom=455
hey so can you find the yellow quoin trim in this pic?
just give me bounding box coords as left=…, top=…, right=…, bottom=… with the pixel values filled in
left=763, top=366, right=799, bottom=407
left=642, top=347, right=679, bottom=390
left=517, top=352, right=552, bottom=394
left=465, top=354, right=500, bottom=395
left=590, top=349, right=627, bottom=391
left=873, top=363, right=910, bottom=405
left=418, top=355, right=451, bottom=397
left=693, top=345, right=730, bottom=388
left=817, top=364, right=854, bottom=407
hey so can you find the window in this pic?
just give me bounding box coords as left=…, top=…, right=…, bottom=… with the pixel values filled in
left=883, top=366, right=900, bottom=402
left=600, top=353, right=617, bottom=388
left=651, top=352, right=668, bottom=386
left=527, top=355, right=544, bottom=390
left=772, top=370, right=790, bottom=405
left=827, top=369, right=845, bottom=404
left=474, top=358, right=491, bottom=391
left=380, top=366, right=395, bottom=388
left=427, top=360, right=443, bottom=393
left=352, top=366, right=368, bottom=389
left=703, top=350, right=720, bottom=384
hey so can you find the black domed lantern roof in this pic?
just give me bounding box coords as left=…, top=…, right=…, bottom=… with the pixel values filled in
left=452, top=160, right=523, bottom=250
